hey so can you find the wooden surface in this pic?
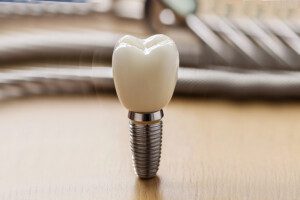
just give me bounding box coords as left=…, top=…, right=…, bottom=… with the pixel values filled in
left=0, top=94, right=299, bottom=200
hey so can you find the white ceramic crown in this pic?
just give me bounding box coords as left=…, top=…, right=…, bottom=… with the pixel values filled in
left=112, top=34, right=179, bottom=113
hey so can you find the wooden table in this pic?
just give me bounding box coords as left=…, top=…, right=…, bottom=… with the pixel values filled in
left=0, top=94, right=299, bottom=199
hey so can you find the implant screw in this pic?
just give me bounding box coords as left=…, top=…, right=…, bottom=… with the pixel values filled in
left=128, top=110, right=163, bottom=179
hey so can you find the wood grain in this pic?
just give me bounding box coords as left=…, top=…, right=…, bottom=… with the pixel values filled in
left=0, top=94, right=299, bottom=200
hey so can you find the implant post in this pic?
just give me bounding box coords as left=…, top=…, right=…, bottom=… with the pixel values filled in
left=128, top=110, right=163, bottom=179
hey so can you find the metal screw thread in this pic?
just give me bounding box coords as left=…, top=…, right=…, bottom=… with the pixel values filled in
left=129, top=120, right=162, bottom=179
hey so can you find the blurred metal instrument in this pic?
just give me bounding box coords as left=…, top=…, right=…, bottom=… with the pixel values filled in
left=1, top=66, right=300, bottom=100
left=146, top=0, right=300, bottom=69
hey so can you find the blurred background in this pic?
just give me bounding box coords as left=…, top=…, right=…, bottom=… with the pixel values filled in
left=0, top=0, right=300, bottom=99
left=0, top=1, right=300, bottom=199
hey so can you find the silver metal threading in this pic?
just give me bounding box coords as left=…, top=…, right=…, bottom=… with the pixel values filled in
left=128, top=110, right=163, bottom=179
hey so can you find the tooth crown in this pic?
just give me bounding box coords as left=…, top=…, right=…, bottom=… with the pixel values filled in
left=113, top=34, right=179, bottom=113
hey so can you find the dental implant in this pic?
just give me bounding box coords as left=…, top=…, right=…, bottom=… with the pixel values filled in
left=112, top=34, right=179, bottom=179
